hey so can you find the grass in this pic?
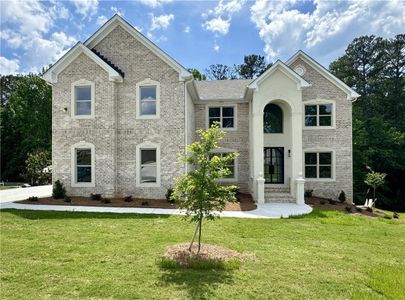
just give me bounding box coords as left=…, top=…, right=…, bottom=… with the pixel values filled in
left=1, top=209, right=404, bottom=299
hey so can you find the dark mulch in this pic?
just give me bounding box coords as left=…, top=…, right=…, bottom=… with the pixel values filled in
left=305, top=196, right=385, bottom=218
left=17, top=192, right=257, bottom=211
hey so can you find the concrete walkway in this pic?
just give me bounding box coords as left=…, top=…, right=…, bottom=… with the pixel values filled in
left=0, top=185, right=312, bottom=219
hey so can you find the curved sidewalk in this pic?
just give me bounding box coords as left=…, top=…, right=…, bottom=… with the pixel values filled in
left=0, top=185, right=312, bottom=219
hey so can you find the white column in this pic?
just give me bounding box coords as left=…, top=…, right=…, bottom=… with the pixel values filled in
left=296, top=171, right=305, bottom=204
left=257, top=172, right=265, bottom=204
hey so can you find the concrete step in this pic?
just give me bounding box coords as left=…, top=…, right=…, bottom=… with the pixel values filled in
left=265, top=192, right=295, bottom=203
left=264, top=187, right=290, bottom=193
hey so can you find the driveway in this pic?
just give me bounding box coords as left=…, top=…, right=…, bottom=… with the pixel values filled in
left=0, top=185, right=52, bottom=204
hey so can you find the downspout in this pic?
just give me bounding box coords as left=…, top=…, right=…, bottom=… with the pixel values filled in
left=114, top=81, right=119, bottom=198
left=184, top=76, right=193, bottom=173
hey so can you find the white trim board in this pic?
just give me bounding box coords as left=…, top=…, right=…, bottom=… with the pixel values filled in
left=42, top=43, right=123, bottom=84
left=286, top=50, right=360, bottom=101
left=84, top=15, right=191, bottom=81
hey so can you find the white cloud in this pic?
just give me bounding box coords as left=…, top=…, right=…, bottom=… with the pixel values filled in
left=0, top=56, right=20, bottom=75
left=250, top=0, right=405, bottom=64
left=203, top=17, right=230, bottom=35
left=111, top=6, right=124, bottom=17
left=213, top=41, right=220, bottom=52
left=184, top=26, right=191, bottom=33
left=139, top=0, right=172, bottom=8
left=150, top=13, right=175, bottom=31
left=96, top=15, right=108, bottom=26
left=0, top=0, right=77, bottom=73
left=202, top=0, right=245, bottom=35
left=70, top=0, right=99, bottom=19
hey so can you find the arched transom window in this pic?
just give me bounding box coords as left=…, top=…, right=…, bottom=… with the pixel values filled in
left=263, top=103, right=283, bottom=133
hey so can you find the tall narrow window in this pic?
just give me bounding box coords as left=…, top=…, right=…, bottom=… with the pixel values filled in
left=75, top=86, right=92, bottom=116
left=208, top=106, right=235, bottom=128
left=140, top=86, right=157, bottom=116
left=305, top=152, right=332, bottom=179
left=263, top=103, right=283, bottom=133
left=140, top=149, right=157, bottom=183
left=305, top=104, right=332, bottom=127
left=76, top=149, right=92, bottom=182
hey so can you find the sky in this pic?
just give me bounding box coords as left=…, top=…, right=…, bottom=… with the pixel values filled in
left=1, top=0, right=404, bottom=75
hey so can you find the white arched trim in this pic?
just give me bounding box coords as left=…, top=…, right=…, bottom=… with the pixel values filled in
left=303, top=147, right=336, bottom=182
left=136, top=141, right=161, bottom=187
left=71, top=79, right=95, bottom=119
left=136, top=78, right=160, bottom=120
left=211, top=147, right=239, bottom=182
left=71, top=141, right=95, bottom=187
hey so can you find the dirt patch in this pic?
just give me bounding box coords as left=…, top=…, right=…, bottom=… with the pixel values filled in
left=305, top=197, right=385, bottom=218
left=17, top=192, right=256, bottom=211
left=163, top=243, right=241, bottom=266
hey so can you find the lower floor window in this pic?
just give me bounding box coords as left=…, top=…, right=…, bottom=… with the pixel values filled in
left=140, top=149, right=157, bottom=183
left=305, top=152, right=332, bottom=179
left=210, top=152, right=235, bottom=179
left=76, top=148, right=92, bottom=183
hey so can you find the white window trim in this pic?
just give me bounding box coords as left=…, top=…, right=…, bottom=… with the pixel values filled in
left=206, top=104, right=237, bottom=131
left=71, top=79, right=95, bottom=119
left=303, top=99, right=336, bottom=129
left=136, top=78, right=160, bottom=120
left=136, top=142, right=161, bottom=187
left=211, top=148, right=238, bottom=182
left=71, top=141, right=95, bottom=187
left=303, top=147, right=336, bottom=182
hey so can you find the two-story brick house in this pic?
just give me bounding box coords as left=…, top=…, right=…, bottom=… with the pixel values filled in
left=43, top=15, right=359, bottom=204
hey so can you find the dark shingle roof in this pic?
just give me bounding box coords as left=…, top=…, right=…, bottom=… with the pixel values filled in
left=91, top=48, right=125, bottom=78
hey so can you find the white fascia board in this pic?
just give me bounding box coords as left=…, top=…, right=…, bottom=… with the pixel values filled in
left=286, top=50, right=360, bottom=101
left=84, top=15, right=191, bottom=81
left=42, top=43, right=123, bottom=83
left=248, top=60, right=310, bottom=91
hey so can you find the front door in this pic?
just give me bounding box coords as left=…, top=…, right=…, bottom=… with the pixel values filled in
left=264, top=147, right=284, bottom=184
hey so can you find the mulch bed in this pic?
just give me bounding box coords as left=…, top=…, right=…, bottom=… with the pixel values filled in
left=163, top=243, right=241, bottom=266
left=305, top=196, right=385, bottom=218
left=17, top=192, right=257, bottom=212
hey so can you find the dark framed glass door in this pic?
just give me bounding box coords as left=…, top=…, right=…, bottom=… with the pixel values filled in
left=264, top=147, right=284, bottom=184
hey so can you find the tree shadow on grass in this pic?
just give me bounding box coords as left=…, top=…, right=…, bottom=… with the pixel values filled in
left=1, top=208, right=171, bottom=220
left=157, top=266, right=236, bottom=300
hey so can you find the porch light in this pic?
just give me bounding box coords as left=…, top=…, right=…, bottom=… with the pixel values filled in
left=288, top=149, right=291, bottom=157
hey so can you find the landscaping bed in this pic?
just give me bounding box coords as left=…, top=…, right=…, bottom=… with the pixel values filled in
left=305, top=196, right=386, bottom=218
left=17, top=192, right=257, bottom=211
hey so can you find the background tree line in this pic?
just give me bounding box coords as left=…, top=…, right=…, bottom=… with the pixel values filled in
left=1, top=35, right=404, bottom=210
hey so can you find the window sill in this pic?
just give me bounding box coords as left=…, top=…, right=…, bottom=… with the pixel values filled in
left=71, top=182, right=95, bottom=188
left=136, top=182, right=160, bottom=188
left=72, top=115, right=95, bottom=120
left=303, top=126, right=336, bottom=130
left=305, top=178, right=335, bottom=182
left=136, top=115, right=160, bottom=120
left=218, top=178, right=237, bottom=183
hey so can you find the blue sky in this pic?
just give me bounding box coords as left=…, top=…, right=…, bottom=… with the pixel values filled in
left=1, top=0, right=404, bottom=75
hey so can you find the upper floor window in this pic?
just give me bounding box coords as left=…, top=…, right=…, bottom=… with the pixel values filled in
left=305, top=103, right=333, bottom=127
left=263, top=103, right=283, bottom=133
left=208, top=106, right=235, bottom=129
left=209, top=152, right=237, bottom=181
left=305, top=151, right=332, bottom=179
left=71, top=80, right=95, bottom=119
left=136, top=78, right=160, bottom=119
left=71, top=141, right=95, bottom=187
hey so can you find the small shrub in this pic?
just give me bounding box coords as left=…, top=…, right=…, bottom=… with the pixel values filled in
left=52, top=180, right=66, bottom=199
left=91, top=193, right=102, bottom=200
left=338, top=191, right=346, bottom=203
left=393, top=212, right=400, bottom=219
left=366, top=207, right=373, bottom=212
left=320, top=200, right=326, bottom=205
left=27, top=196, right=38, bottom=202
left=141, top=201, right=149, bottom=206
left=64, top=196, right=71, bottom=203
left=123, top=196, right=133, bottom=202
left=101, top=198, right=111, bottom=204
left=356, top=207, right=363, bottom=213
left=304, top=189, right=313, bottom=197
left=345, top=206, right=352, bottom=213
left=328, top=199, right=336, bottom=205
left=166, top=188, right=175, bottom=204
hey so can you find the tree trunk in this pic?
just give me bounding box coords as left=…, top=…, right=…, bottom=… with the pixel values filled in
left=188, top=221, right=199, bottom=252
left=197, top=216, right=202, bottom=254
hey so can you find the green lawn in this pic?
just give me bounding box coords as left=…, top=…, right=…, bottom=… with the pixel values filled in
left=1, top=209, right=404, bottom=299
